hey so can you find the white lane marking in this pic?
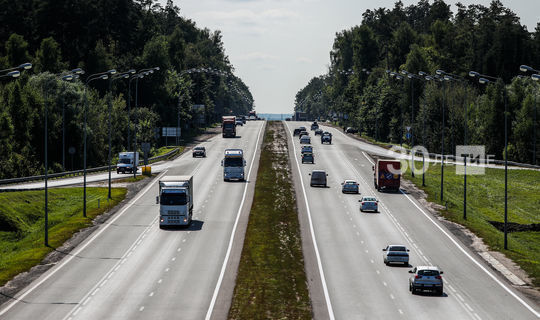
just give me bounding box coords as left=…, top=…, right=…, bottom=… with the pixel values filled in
left=172, top=257, right=176, bottom=261
left=158, top=279, right=162, bottom=284
left=177, top=248, right=182, bottom=252
left=400, top=189, right=540, bottom=317
left=465, top=303, right=474, bottom=312
left=398, top=309, right=404, bottom=315
left=457, top=293, right=465, bottom=302
left=149, top=292, right=154, bottom=297
left=205, top=121, right=265, bottom=320
left=139, top=306, right=145, bottom=312
left=280, top=122, right=335, bottom=320
left=390, top=294, right=395, bottom=300
left=165, top=268, right=170, bottom=272
left=376, top=270, right=380, bottom=275
left=383, top=281, right=387, bottom=287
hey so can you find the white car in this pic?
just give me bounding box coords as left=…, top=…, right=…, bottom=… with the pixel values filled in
left=300, top=135, right=311, bottom=144
left=382, top=244, right=409, bottom=266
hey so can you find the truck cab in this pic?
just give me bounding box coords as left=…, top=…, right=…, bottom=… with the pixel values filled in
left=222, top=149, right=246, bottom=181
left=222, top=116, right=237, bottom=137
left=116, top=152, right=139, bottom=174
left=157, top=175, right=194, bottom=228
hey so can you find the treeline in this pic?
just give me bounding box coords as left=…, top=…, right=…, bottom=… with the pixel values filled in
left=0, top=0, right=253, bottom=179
left=295, top=0, right=539, bottom=164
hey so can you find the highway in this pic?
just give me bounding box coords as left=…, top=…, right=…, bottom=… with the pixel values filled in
left=0, top=120, right=265, bottom=320
left=285, top=121, right=539, bottom=320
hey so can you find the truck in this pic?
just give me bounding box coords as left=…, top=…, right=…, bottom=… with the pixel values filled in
left=321, top=132, right=332, bottom=144
left=222, top=149, right=246, bottom=181
left=116, top=152, right=139, bottom=174
left=248, top=110, right=257, bottom=120
left=294, top=111, right=307, bottom=121
left=373, top=159, right=401, bottom=192
left=156, top=175, right=193, bottom=228
left=222, top=116, right=236, bottom=137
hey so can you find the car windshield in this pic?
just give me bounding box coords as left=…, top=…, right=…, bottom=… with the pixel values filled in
left=418, top=270, right=440, bottom=276
left=194, top=147, right=204, bottom=151
left=160, top=192, right=187, bottom=205
left=364, top=197, right=376, bottom=201
left=118, top=158, right=131, bottom=164
left=224, top=123, right=235, bottom=129
left=312, top=172, right=325, bottom=178
left=224, top=157, right=243, bottom=167
left=345, top=181, right=356, bottom=185
left=389, top=246, right=406, bottom=251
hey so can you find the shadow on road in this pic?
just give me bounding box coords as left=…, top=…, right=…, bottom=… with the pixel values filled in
left=160, top=219, right=204, bottom=231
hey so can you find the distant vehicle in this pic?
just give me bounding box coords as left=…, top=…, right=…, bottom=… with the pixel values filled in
left=345, top=127, right=358, bottom=133
left=301, top=145, right=313, bottom=154
left=235, top=119, right=243, bottom=126
left=300, top=135, right=311, bottom=144
left=314, top=128, right=323, bottom=136
left=285, top=117, right=291, bottom=121
left=222, top=149, right=246, bottom=181
left=157, top=175, right=193, bottom=228
left=373, top=159, right=401, bottom=192
left=301, top=152, right=314, bottom=164
left=299, top=130, right=309, bottom=138
left=409, top=266, right=444, bottom=295
left=293, top=128, right=303, bottom=136
left=192, top=146, right=206, bottom=158
left=240, top=115, right=247, bottom=124
left=359, top=196, right=378, bottom=212
left=249, top=110, right=257, bottom=120
left=321, top=132, right=332, bottom=144
left=341, top=180, right=359, bottom=194
left=309, top=170, right=327, bottom=187
left=382, top=245, right=409, bottom=266
left=294, top=111, right=307, bottom=121
left=222, top=116, right=236, bottom=138
left=116, top=152, right=139, bottom=174
left=311, top=122, right=319, bottom=130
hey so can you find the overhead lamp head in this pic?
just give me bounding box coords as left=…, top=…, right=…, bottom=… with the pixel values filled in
left=128, top=69, right=136, bottom=74
left=395, top=75, right=403, bottom=80
left=520, top=65, right=532, bottom=72
left=108, top=69, right=117, bottom=75
left=62, top=74, right=74, bottom=81
left=425, top=76, right=433, bottom=81
left=154, top=67, right=160, bottom=71
left=71, top=68, right=85, bottom=75
left=100, top=74, right=109, bottom=80
left=469, top=71, right=479, bottom=78
left=532, top=74, right=540, bottom=81
left=8, top=70, right=20, bottom=78
left=407, top=74, right=413, bottom=79
left=386, top=69, right=391, bottom=74
left=418, top=71, right=427, bottom=76
left=444, top=75, right=452, bottom=81
left=400, top=70, right=408, bottom=75
left=479, top=77, right=490, bottom=84
left=436, top=69, right=445, bottom=75
left=19, top=62, right=32, bottom=70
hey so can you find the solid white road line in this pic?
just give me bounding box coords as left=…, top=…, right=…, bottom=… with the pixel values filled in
left=204, top=121, right=264, bottom=320
left=285, top=122, right=336, bottom=320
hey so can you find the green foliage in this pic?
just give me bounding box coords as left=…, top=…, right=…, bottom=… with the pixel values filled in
left=296, top=0, right=538, bottom=165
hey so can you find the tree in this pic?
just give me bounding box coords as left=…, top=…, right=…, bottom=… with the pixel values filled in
left=34, top=37, right=66, bottom=73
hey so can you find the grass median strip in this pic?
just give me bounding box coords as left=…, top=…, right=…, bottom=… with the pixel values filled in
left=0, top=187, right=126, bottom=286
left=403, top=162, right=540, bottom=287
left=228, top=121, right=312, bottom=319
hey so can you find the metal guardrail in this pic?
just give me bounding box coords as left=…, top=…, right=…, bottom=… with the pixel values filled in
left=0, top=148, right=181, bottom=186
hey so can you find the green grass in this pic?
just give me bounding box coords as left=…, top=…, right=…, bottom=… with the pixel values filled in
left=0, top=187, right=127, bottom=286
left=403, top=162, right=540, bottom=286
left=228, top=121, right=312, bottom=319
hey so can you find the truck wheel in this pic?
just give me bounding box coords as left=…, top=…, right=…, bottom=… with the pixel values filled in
left=117, top=170, right=120, bottom=174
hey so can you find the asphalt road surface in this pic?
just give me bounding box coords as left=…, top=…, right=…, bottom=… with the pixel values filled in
left=285, top=121, right=539, bottom=320
left=0, top=120, right=265, bottom=320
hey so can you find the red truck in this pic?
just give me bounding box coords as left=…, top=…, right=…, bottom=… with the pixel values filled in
left=373, top=159, right=401, bottom=192
left=222, top=116, right=237, bottom=138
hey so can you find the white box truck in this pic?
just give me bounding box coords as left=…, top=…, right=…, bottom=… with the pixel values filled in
left=221, top=149, right=246, bottom=181
left=116, top=152, right=139, bottom=174
left=156, top=175, right=193, bottom=228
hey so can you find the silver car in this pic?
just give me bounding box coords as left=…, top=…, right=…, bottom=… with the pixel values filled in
left=409, top=266, right=444, bottom=295
left=359, top=196, right=378, bottom=212
left=382, top=245, right=409, bottom=266
left=341, top=180, right=359, bottom=194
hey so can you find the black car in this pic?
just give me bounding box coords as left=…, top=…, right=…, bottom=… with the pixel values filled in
left=345, top=127, right=358, bottom=134
left=311, top=122, right=319, bottom=130
left=192, top=146, right=206, bottom=157
left=321, top=133, right=332, bottom=144
left=293, top=128, right=302, bottom=136
left=315, top=128, right=323, bottom=135
left=302, top=152, right=314, bottom=164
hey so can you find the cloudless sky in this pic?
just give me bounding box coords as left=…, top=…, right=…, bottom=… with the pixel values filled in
left=169, top=0, right=539, bottom=114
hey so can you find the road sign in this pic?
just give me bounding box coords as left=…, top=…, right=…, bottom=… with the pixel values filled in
left=406, top=132, right=411, bottom=139
left=406, top=126, right=411, bottom=132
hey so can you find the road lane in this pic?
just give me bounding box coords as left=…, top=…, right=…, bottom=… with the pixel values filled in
left=0, top=121, right=265, bottom=320
left=285, top=121, right=538, bottom=320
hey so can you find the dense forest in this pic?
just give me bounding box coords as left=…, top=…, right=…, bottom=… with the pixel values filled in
left=0, top=0, right=253, bottom=179
left=295, top=0, right=540, bottom=165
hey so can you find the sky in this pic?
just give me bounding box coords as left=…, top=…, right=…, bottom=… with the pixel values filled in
left=169, top=0, right=540, bottom=114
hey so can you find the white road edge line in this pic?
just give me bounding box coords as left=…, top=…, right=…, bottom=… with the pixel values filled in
left=204, top=121, right=264, bottom=320
left=283, top=122, right=335, bottom=320
left=359, top=149, right=540, bottom=318
left=0, top=169, right=169, bottom=318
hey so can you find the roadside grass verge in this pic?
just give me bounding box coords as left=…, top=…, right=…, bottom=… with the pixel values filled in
left=228, top=121, right=311, bottom=319
left=403, top=162, right=540, bottom=286
left=0, top=187, right=126, bottom=286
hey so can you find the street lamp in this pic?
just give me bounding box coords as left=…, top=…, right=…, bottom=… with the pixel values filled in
left=61, top=68, right=85, bottom=172
left=401, top=70, right=424, bottom=177
left=519, top=65, right=540, bottom=165
left=0, top=62, right=32, bottom=74
left=0, top=70, right=20, bottom=79
left=389, top=71, right=405, bottom=147
left=83, top=71, right=112, bottom=217
left=470, top=70, right=509, bottom=249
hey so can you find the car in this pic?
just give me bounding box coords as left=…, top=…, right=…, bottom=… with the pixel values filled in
left=301, top=152, right=314, bottom=164
left=235, top=120, right=243, bottom=126
left=409, top=266, right=444, bottom=295
left=300, top=135, right=311, bottom=144
left=301, top=145, right=313, bottom=154
left=309, top=170, right=327, bottom=187
left=341, top=180, right=359, bottom=193
left=311, top=122, right=319, bottom=130
left=293, top=128, right=302, bottom=136
left=359, top=196, right=378, bottom=212
left=321, top=132, right=332, bottom=144
left=299, top=130, right=309, bottom=138
left=382, top=245, right=410, bottom=266
left=192, top=146, right=206, bottom=157
left=314, top=128, right=323, bottom=136
left=345, top=127, right=358, bottom=133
